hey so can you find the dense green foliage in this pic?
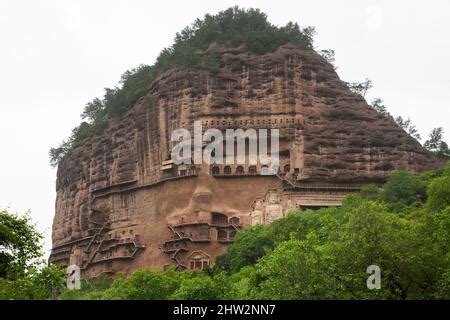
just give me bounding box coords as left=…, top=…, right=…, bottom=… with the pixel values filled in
left=0, top=265, right=65, bottom=300
left=2, top=164, right=443, bottom=300
left=215, top=225, right=274, bottom=273
left=2, top=165, right=449, bottom=300
left=426, top=165, right=450, bottom=212
left=49, top=7, right=315, bottom=167
left=382, top=171, right=426, bottom=212
left=0, top=210, right=43, bottom=278
left=0, top=209, right=65, bottom=299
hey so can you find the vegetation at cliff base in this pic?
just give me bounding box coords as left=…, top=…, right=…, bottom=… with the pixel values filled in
left=59, top=164, right=450, bottom=300
left=0, top=210, right=65, bottom=299
left=3, top=164, right=449, bottom=300
left=49, top=6, right=315, bottom=167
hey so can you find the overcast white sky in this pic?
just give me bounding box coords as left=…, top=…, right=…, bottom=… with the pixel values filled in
left=0, top=0, right=449, bottom=256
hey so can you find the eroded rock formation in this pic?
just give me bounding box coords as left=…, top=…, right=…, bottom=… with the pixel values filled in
left=50, top=44, right=442, bottom=276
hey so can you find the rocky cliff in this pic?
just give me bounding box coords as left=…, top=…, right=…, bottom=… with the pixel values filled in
left=51, top=44, right=442, bottom=276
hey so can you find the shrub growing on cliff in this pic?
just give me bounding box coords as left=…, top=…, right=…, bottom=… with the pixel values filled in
left=369, top=98, right=390, bottom=117
left=424, top=127, right=450, bottom=157
left=346, top=78, right=373, bottom=97
left=49, top=6, right=315, bottom=167
left=395, top=116, right=421, bottom=141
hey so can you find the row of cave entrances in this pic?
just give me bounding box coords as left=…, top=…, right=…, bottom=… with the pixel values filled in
left=211, top=164, right=294, bottom=175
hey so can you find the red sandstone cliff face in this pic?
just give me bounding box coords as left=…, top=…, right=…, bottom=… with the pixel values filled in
left=51, top=44, right=442, bottom=274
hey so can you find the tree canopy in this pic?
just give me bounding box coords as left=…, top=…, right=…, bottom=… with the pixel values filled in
left=346, top=78, right=373, bottom=97
left=395, top=116, right=421, bottom=141
left=424, top=127, right=450, bottom=157
left=381, top=171, right=426, bottom=211
left=0, top=209, right=65, bottom=299
left=0, top=210, right=43, bottom=278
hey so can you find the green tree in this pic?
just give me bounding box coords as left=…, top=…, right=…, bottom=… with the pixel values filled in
left=57, top=273, right=114, bottom=300
left=325, top=201, right=445, bottom=299
left=426, top=167, right=450, bottom=212
left=29, top=265, right=66, bottom=299
left=346, top=78, right=372, bottom=97
left=49, top=139, right=73, bottom=168
left=224, top=266, right=256, bottom=299
left=253, top=200, right=448, bottom=300
left=267, top=209, right=325, bottom=244
left=424, top=127, right=450, bottom=157
left=101, top=269, right=188, bottom=300
left=359, top=184, right=382, bottom=201
left=395, top=116, right=421, bottom=141
left=382, top=171, right=426, bottom=211
left=253, top=234, right=337, bottom=299
left=170, top=273, right=226, bottom=300
left=0, top=264, right=65, bottom=300
left=370, top=98, right=390, bottom=117
left=217, top=225, right=274, bottom=273
left=0, top=210, right=43, bottom=278
left=319, top=49, right=335, bottom=66
left=0, top=210, right=67, bottom=300
left=81, top=98, right=105, bottom=123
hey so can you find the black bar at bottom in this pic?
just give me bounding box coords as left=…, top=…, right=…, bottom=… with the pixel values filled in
left=0, top=300, right=447, bottom=319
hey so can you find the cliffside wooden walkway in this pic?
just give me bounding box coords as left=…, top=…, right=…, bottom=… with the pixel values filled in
left=160, top=221, right=241, bottom=270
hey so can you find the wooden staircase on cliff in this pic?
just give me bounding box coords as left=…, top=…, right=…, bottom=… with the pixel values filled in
left=275, top=172, right=297, bottom=188
left=82, top=220, right=111, bottom=269
left=159, top=225, right=193, bottom=270
left=160, top=223, right=214, bottom=270
left=160, top=220, right=242, bottom=270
